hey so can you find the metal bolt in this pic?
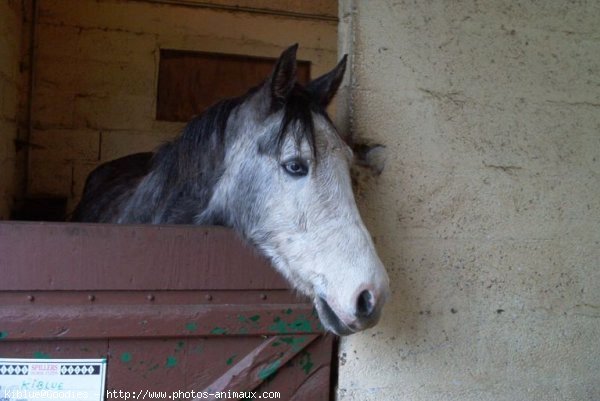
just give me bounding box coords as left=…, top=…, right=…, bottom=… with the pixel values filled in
left=205, top=294, right=213, bottom=301
left=27, top=295, right=35, bottom=302
left=260, top=293, right=267, bottom=300
left=88, top=294, right=95, bottom=302
left=146, top=294, right=155, bottom=301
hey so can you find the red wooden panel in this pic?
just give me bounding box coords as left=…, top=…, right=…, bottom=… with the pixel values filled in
left=0, top=222, right=289, bottom=291
left=157, top=50, right=311, bottom=122
left=0, top=222, right=334, bottom=400
left=195, top=335, right=319, bottom=400
left=0, top=303, right=321, bottom=340
left=255, top=335, right=334, bottom=401
left=107, top=339, right=192, bottom=393
left=0, top=336, right=333, bottom=401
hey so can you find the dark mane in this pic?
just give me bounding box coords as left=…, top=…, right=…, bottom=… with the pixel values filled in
left=71, top=94, right=247, bottom=223
left=118, top=94, right=248, bottom=223
left=159, top=96, right=244, bottom=189
left=164, top=80, right=324, bottom=183
left=268, top=84, right=325, bottom=159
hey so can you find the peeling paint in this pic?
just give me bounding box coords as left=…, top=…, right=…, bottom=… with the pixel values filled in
left=298, top=351, right=314, bottom=374
left=33, top=351, right=50, bottom=359
left=226, top=354, right=237, bottom=365
left=270, top=316, right=287, bottom=333
left=280, top=336, right=307, bottom=352
left=210, top=327, right=227, bottom=335
left=258, top=359, right=281, bottom=380
left=185, top=322, right=198, bottom=332
left=120, top=352, right=132, bottom=363
left=165, top=355, right=177, bottom=368
left=0, top=331, right=8, bottom=340
left=290, top=316, right=312, bottom=332
left=238, top=314, right=261, bottom=326
left=268, top=315, right=313, bottom=333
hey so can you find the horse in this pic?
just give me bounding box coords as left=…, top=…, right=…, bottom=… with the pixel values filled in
left=71, top=44, right=390, bottom=336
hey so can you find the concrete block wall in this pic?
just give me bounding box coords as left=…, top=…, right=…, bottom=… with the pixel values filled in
left=28, top=0, right=338, bottom=211
left=0, top=0, right=22, bottom=219
left=338, top=1, right=600, bottom=400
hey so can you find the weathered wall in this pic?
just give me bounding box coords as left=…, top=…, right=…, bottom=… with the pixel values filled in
left=28, top=0, right=337, bottom=210
left=339, top=1, right=600, bottom=400
left=0, top=0, right=22, bottom=219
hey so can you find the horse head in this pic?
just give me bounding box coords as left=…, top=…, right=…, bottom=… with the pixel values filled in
left=201, top=45, right=390, bottom=335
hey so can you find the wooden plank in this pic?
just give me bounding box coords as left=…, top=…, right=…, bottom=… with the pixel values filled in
left=0, top=340, right=108, bottom=360
left=0, top=290, right=299, bottom=306
left=157, top=50, right=311, bottom=122
left=194, top=334, right=319, bottom=401
left=107, top=339, right=190, bottom=394
left=0, top=337, right=333, bottom=400
left=0, top=220, right=334, bottom=399
left=289, top=366, right=331, bottom=401
left=261, top=335, right=334, bottom=401
left=140, top=0, right=338, bottom=21
left=0, top=222, right=289, bottom=291
left=0, top=304, right=322, bottom=340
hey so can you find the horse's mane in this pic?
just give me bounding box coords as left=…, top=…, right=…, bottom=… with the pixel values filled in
left=154, top=96, right=244, bottom=193
left=122, top=96, right=244, bottom=223
left=267, top=84, right=323, bottom=159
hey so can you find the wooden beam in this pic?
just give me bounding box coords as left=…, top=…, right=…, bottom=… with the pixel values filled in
left=0, top=222, right=288, bottom=291
left=0, top=303, right=323, bottom=340
left=194, top=334, right=319, bottom=401
left=136, top=0, right=338, bottom=22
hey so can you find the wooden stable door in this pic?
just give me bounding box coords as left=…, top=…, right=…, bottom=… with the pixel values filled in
left=0, top=222, right=334, bottom=400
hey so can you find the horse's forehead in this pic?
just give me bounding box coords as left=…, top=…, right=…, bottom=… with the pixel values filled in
left=312, top=113, right=352, bottom=159
left=234, top=93, right=351, bottom=160
left=277, top=112, right=350, bottom=162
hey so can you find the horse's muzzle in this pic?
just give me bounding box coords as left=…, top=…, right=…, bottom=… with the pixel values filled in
left=316, top=290, right=385, bottom=336
left=317, top=296, right=355, bottom=336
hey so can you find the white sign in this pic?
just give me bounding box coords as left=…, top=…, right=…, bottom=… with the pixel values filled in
left=0, top=358, right=106, bottom=401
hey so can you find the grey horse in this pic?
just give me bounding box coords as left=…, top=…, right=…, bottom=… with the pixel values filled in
left=72, top=44, right=390, bottom=336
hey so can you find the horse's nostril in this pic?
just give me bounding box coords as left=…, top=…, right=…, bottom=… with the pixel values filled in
left=356, top=289, right=376, bottom=318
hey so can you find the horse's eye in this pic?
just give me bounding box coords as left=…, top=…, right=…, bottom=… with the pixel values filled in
left=282, top=159, right=308, bottom=177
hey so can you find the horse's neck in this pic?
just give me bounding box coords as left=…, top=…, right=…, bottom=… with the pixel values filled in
left=118, top=139, right=224, bottom=225
left=116, top=167, right=171, bottom=223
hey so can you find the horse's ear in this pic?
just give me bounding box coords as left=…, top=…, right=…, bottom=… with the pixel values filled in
left=307, top=55, right=347, bottom=108
left=269, top=44, right=298, bottom=109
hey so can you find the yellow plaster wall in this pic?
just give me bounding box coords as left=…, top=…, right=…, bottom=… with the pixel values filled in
left=338, top=1, right=600, bottom=400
